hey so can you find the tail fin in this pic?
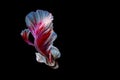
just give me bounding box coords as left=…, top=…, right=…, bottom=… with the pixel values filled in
left=25, top=10, right=53, bottom=28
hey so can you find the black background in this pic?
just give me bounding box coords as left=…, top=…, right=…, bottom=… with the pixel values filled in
left=0, top=0, right=112, bottom=79
left=15, top=0, right=66, bottom=78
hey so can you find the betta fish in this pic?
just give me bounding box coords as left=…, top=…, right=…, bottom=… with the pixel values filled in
left=20, top=10, right=61, bottom=69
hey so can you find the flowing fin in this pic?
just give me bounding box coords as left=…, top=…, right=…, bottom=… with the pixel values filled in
left=51, top=46, right=61, bottom=59
left=35, top=52, right=56, bottom=67
left=21, top=29, right=34, bottom=46
left=25, top=10, right=53, bottom=29
left=25, top=10, right=53, bottom=38
left=43, top=31, right=57, bottom=52
left=35, top=52, right=47, bottom=64
left=44, top=31, right=57, bottom=46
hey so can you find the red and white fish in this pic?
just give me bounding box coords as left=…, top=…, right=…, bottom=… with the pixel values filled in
left=21, top=10, right=61, bottom=69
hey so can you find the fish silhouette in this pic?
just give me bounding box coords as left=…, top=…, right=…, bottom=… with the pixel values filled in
left=21, top=10, right=61, bottom=69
